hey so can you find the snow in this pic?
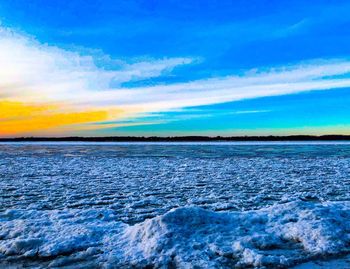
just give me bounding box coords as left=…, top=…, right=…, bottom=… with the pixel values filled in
left=1, top=143, right=350, bottom=225
left=1, top=143, right=350, bottom=268
left=0, top=200, right=349, bottom=268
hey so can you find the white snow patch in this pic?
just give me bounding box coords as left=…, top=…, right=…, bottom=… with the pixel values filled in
left=0, top=200, right=350, bottom=268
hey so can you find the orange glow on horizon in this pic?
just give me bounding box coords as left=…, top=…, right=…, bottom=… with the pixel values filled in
left=0, top=101, right=114, bottom=136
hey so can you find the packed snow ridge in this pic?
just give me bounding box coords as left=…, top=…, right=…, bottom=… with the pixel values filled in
left=0, top=200, right=350, bottom=268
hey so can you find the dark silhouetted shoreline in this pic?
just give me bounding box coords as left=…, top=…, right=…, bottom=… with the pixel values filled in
left=1, top=135, right=350, bottom=142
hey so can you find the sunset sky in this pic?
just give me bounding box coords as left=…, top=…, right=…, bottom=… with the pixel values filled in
left=1, top=0, right=350, bottom=137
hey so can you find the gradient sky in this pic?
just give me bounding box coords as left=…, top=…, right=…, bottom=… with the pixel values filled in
left=1, top=0, right=350, bottom=137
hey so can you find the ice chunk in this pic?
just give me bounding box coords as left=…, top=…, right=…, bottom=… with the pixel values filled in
left=110, top=201, right=350, bottom=268
left=0, top=201, right=349, bottom=268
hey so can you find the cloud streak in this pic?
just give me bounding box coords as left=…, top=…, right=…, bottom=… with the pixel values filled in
left=1, top=27, right=350, bottom=135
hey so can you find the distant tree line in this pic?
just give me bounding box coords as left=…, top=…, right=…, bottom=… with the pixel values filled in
left=1, top=135, right=350, bottom=142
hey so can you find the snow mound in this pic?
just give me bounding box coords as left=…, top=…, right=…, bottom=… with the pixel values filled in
left=0, top=209, right=126, bottom=268
left=1, top=201, right=350, bottom=268
left=113, top=201, right=350, bottom=268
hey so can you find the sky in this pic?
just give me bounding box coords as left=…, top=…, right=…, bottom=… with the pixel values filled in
left=1, top=0, right=350, bottom=137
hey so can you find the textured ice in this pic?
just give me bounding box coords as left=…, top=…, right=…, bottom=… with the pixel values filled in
left=1, top=143, right=350, bottom=268
left=1, top=143, right=350, bottom=224
left=0, top=200, right=349, bottom=268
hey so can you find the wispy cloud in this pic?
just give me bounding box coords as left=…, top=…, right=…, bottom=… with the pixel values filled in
left=0, top=27, right=192, bottom=103
left=1, top=26, right=350, bottom=135
left=234, top=110, right=270, bottom=114
left=90, top=60, right=350, bottom=113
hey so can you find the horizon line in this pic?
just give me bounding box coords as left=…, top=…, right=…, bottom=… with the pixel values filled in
left=2, top=134, right=350, bottom=142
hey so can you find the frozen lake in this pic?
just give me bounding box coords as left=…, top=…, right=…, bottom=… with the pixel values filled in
left=1, top=142, right=350, bottom=223
left=0, top=142, right=350, bottom=268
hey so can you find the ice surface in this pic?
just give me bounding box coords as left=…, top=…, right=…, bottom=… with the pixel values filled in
left=0, top=200, right=349, bottom=268
left=1, top=143, right=350, bottom=224
left=1, top=143, right=350, bottom=268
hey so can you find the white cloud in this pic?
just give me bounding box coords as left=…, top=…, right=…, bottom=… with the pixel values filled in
left=0, top=27, right=192, bottom=104
left=1, top=26, right=350, bottom=119
left=78, top=65, right=350, bottom=113
left=234, top=110, right=270, bottom=114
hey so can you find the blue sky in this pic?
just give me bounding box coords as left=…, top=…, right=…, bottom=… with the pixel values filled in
left=0, top=0, right=350, bottom=136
